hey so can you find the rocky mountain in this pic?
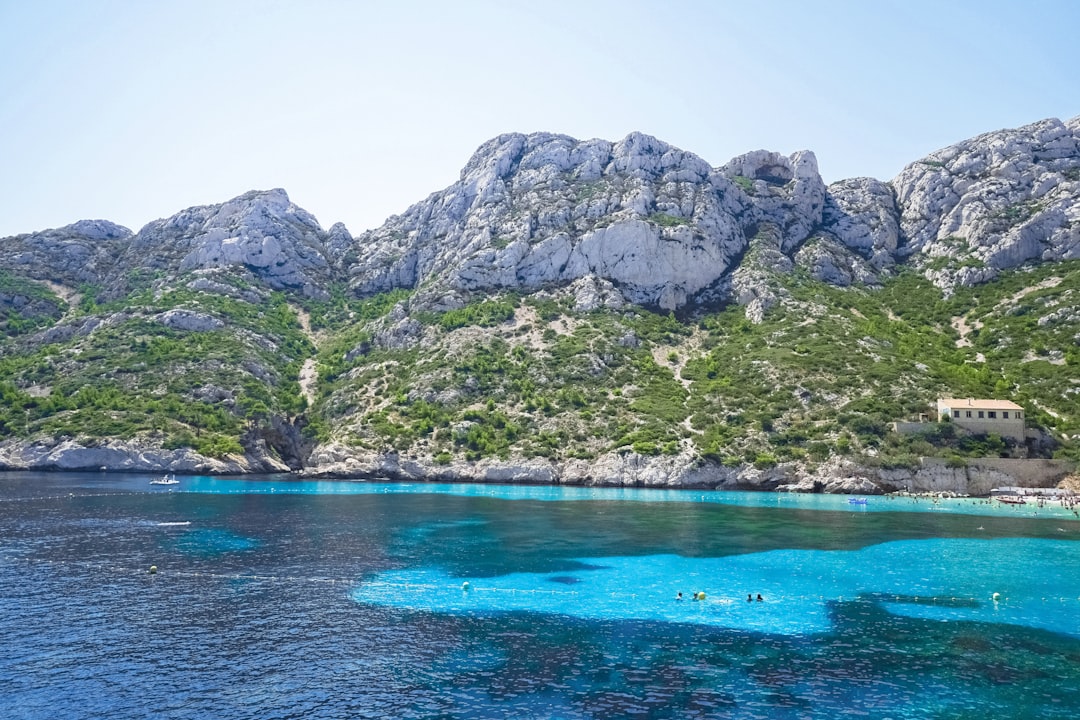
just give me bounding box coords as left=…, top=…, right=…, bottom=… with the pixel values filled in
left=1, top=219, right=133, bottom=288
left=343, top=116, right=1080, bottom=312
left=896, top=116, right=1080, bottom=288
left=0, top=116, right=1078, bottom=491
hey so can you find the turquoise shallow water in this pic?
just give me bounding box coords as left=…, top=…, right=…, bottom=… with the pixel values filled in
left=179, top=475, right=1080, bottom=520
left=2, top=471, right=1080, bottom=718
left=355, top=538, right=1080, bottom=637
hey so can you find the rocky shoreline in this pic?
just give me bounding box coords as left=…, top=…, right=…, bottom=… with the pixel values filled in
left=1, top=437, right=1074, bottom=497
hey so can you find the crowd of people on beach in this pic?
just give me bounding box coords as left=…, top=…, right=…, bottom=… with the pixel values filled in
left=883, top=490, right=1080, bottom=517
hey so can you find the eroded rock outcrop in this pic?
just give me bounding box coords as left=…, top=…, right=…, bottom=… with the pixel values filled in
left=795, top=177, right=902, bottom=286
left=340, top=117, right=1080, bottom=308
left=0, top=190, right=343, bottom=304
left=893, top=116, right=1080, bottom=290
left=127, top=188, right=335, bottom=299
left=0, top=219, right=132, bottom=287
left=301, top=446, right=1074, bottom=495
left=0, top=437, right=285, bottom=474
left=346, top=131, right=759, bottom=311
left=5, top=117, right=1078, bottom=315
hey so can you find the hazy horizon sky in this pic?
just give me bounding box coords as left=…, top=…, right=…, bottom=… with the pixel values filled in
left=2, top=0, right=1079, bottom=238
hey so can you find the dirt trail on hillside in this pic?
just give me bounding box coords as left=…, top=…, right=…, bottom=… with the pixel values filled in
left=951, top=315, right=979, bottom=347
left=292, top=306, right=319, bottom=407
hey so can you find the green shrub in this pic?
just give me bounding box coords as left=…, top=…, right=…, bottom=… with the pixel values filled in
left=434, top=298, right=517, bottom=330
left=731, top=175, right=754, bottom=192
left=753, top=453, right=778, bottom=469
left=632, top=441, right=659, bottom=455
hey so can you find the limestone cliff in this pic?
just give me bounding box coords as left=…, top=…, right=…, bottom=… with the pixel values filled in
left=4, top=117, right=1078, bottom=312
left=339, top=116, right=1080, bottom=310
left=893, top=116, right=1080, bottom=290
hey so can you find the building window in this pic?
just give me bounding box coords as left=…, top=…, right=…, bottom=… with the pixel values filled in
left=988, top=411, right=997, bottom=418
left=953, top=410, right=960, bottom=418
left=966, top=411, right=972, bottom=418
left=1002, top=411, right=1009, bottom=419
left=978, top=411, right=984, bottom=418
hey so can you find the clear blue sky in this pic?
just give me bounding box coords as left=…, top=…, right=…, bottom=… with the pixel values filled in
left=1, top=0, right=1078, bottom=238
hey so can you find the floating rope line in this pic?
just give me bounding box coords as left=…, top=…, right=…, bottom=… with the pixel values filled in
left=0, top=491, right=187, bottom=504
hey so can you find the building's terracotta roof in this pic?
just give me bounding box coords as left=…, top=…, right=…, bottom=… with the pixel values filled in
left=938, top=398, right=1024, bottom=411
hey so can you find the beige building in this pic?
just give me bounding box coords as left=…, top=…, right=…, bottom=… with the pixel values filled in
left=936, top=398, right=1025, bottom=442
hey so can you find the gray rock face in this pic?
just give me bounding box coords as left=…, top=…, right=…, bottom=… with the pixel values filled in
left=725, top=225, right=792, bottom=321
left=893, top=116, right=1080, bottom=288
left=28, top=312, right=132, bottom=346
left=795, top=237, right=880, bottom=287
left=3, top=116, right=1078, bottom=313
left=822, top=178, right=900, bottom=264
left=346, top=131, right=757, bottom=310
left=127, top=189, right=334, bottom=298
left=333, top=135, right=870, bottom=312
left=371, top=303, right=424, bottom=351
left=0, top=219, right=132, bottom=287
left=156, top=309, right=224, bottom=332
left=0, top=189, right=341, bottom=302
left=0, top=437, right=276, bottom=474
left=0, top=290, right=64, bottom=323
left=569, top=274, right=625, bottom=312
left=720, top=149, right=826, bottom=253
left=340, top=117, right=1080, bottom=308
left=791, top=176, right=902, bottom=288
left=186, top=272, right=267, bottom=304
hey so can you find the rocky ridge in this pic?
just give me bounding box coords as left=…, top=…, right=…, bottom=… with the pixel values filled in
left=341, top=116, right=1080, bottom=312
left=4, top=116, right=1077, bottom=315
left=895, top=116, right=1080, bottom=290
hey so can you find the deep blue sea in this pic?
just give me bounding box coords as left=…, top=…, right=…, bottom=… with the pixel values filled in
left=2, top=472, right=1080, bottom=719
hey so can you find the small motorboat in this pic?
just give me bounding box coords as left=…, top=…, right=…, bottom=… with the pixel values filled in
left=150, top=474, right=179, bottom=485
left=996, top=496, right=1026, bottom=505
left=848, top=497, right=868, bottom=505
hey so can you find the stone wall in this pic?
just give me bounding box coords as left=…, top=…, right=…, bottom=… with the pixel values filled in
left=950, top=416, right=1025, bottom=443
left=891, top=421, right=937, bottom=435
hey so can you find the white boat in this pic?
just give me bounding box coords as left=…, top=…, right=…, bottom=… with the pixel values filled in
left=150, top=474, right=179, bottom=485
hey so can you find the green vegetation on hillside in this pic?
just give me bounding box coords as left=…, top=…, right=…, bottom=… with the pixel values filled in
left=0, top=271, right=66, bottom=335
left=0, top=276, right=312, bottom=457
left=307, top=262, right=1078, bottom=466
left=1, top=260, right=1077, bottom=467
